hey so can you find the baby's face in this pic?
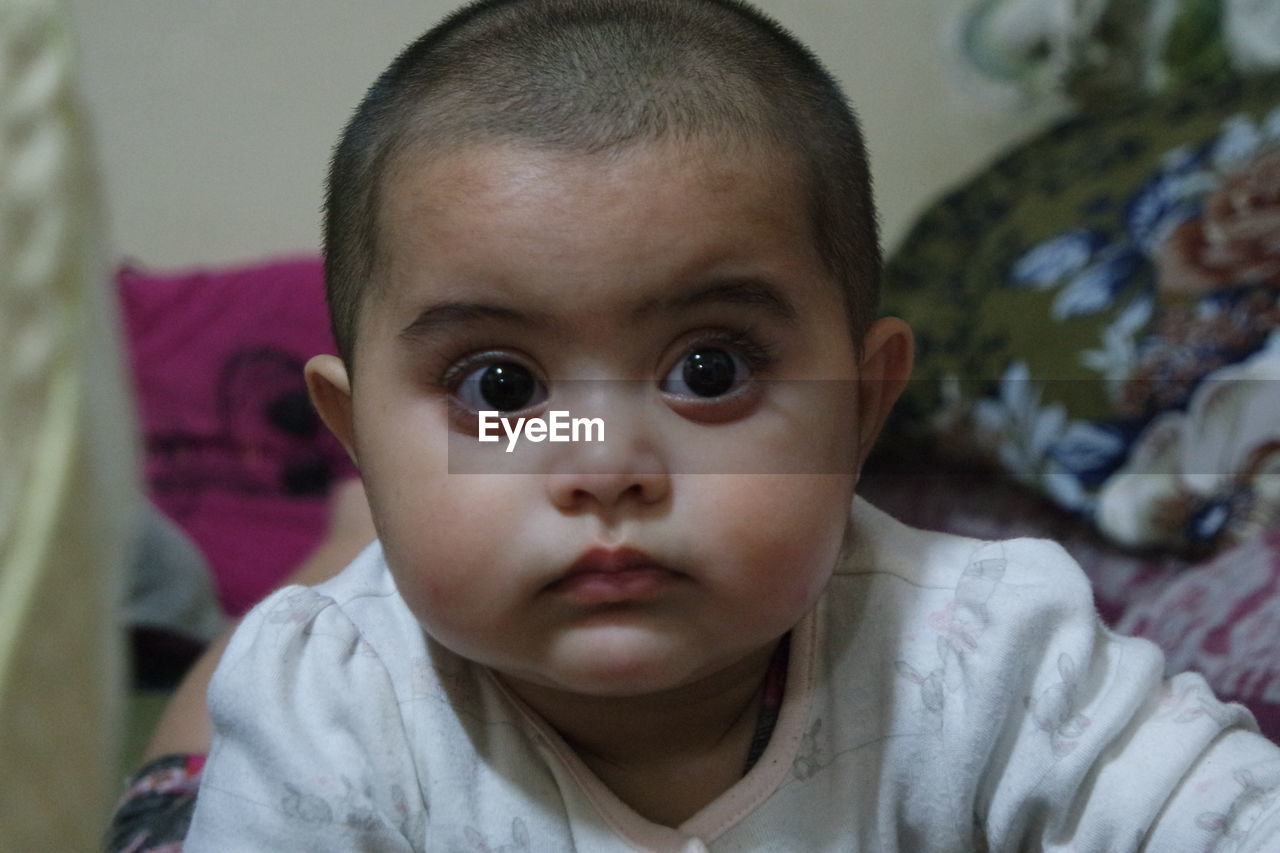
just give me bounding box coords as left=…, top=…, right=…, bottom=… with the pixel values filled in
left=310, top=138, right=907, bottom=698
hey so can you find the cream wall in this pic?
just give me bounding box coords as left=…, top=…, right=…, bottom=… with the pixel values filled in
left=69, top=1, right=1059, bottom=268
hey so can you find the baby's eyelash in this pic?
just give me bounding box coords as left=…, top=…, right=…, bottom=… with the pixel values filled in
left=430, top=328, right=779, bottom=393
left=437, top=348, right=524, bottom=390
left=688, top=328, right=778, bottom=372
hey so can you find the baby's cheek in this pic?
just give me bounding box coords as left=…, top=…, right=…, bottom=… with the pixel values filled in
left=409, top=568, right=454, bottom=611
left=380, top=538, right=451, bottom=623
left=718, top=476, right=850, bottom=596
left=379, top=500, right=500, bottom=620
left=772, top=532, right=841, bottom=610
left=392, top=560, right=499, bottom=663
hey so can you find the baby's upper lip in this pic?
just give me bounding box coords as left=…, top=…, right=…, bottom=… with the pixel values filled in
left=570, top=547, right=662, bottom=574
left=545, top=546, right=678, bottom=589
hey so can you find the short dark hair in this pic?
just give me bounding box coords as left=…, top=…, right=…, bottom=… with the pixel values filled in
left=324, top=0, right=879, bottom=364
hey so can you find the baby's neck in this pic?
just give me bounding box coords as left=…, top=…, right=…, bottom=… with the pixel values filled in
left=499, top=640, right=781, bottom=827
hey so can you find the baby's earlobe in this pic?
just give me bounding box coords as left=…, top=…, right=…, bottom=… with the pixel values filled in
left=305, top=354, right=357, bottom=463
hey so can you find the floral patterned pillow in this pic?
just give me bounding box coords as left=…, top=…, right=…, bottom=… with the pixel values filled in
left=881, top=72, right=1280, bottom=556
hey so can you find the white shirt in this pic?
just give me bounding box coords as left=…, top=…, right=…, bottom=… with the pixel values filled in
left=186, top=499, right=1280, bottom=851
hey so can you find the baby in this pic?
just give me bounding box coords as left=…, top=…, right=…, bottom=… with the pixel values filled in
left=185, top=0, right=1280, bottom=849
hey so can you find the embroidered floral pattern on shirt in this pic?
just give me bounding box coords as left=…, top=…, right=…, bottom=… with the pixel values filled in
left=1028, top=653, right=1091, bottom=756
left=277, top=775, right=427, bottom=840
left=460, top=817, right=531, bottom=852
left=897, top=543, right=1009, bottom=716
left=1195, top=762, right=1280, bottom=851
left=1154, top=679, right=1239, bottom=727
left=792, top=718, right=828, bottom=781
left=266, top=588, right=328, bottom=628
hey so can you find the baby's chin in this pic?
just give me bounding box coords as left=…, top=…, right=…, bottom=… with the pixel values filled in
left=497, top=623, right=736, bottom=699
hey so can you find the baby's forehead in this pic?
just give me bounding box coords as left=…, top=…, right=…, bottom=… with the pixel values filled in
left=375, top=134, right=812, bottom=254
left=385, top=130, right=805, bottom=194
left=364, top=135, right=839, bottom=325
left=374, top=134, right=814, bottom=267
left=355, top=139, right=865, bottom=356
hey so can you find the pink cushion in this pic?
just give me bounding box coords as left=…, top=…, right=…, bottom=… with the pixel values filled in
left=119, top=256, right=355, bottom=617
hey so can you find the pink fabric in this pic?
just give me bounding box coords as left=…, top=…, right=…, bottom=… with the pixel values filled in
left=119, top=256, right=355, bottom=617
left=1117, top=530, right=1280, bottom=741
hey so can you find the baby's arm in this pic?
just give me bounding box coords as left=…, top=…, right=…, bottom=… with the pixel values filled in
left=962, top=539, right=1280, bottom=851
left=142, top=478, right=375, bottom=764
left=183, top=580, right=421, bottom=852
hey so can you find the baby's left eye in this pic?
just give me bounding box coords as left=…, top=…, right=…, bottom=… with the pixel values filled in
left=660, top=347, right=752, bottom=399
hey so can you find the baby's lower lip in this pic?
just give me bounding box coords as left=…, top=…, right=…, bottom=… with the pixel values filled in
left=547, top=566, right=681, bottom=604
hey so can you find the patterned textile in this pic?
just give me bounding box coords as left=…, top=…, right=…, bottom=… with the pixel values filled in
left=883, top=71, right=1280, bottom=557
left=105, top=754, right=205, bottom=853
left=1117, top=528, right=1280, bottom=738
left=955, top=0, right=1280, bottom=105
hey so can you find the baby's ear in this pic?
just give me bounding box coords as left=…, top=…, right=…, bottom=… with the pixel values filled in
left=854, top=316, right=914, bottom=465
left=305, top=354, right=358, bottom=465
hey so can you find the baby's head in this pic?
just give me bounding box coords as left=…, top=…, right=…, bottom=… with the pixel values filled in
left=323, top=0, right=881, bottom=367
left=306, top=0, right=912, bottom=699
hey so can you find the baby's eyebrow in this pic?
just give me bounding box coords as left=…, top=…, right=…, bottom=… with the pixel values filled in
left=399, top=279, right=798, bottom=340
left=399, top=301, right=543, bottom=339
left=642, top=279, right=799, bottom=324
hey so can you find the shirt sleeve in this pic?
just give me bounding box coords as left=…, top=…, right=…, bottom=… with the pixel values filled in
left=954, top=538, right=1280, bottom=852
left=184, top=585, right=424, bottom=852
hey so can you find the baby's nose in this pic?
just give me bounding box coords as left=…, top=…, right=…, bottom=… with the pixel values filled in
left=543, top=381, right=671, bottom=514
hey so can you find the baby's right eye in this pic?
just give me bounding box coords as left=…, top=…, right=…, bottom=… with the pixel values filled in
left=452, top=360, right=547, bottom=414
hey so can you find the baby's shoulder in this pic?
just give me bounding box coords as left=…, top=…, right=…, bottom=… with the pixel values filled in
left=218, top=542, right=424, bottom=691
left=840, top=498, right=1091, bottom=608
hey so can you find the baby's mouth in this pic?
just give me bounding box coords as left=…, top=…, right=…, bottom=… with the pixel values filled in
left=545, top=547, right=684, bottom=604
